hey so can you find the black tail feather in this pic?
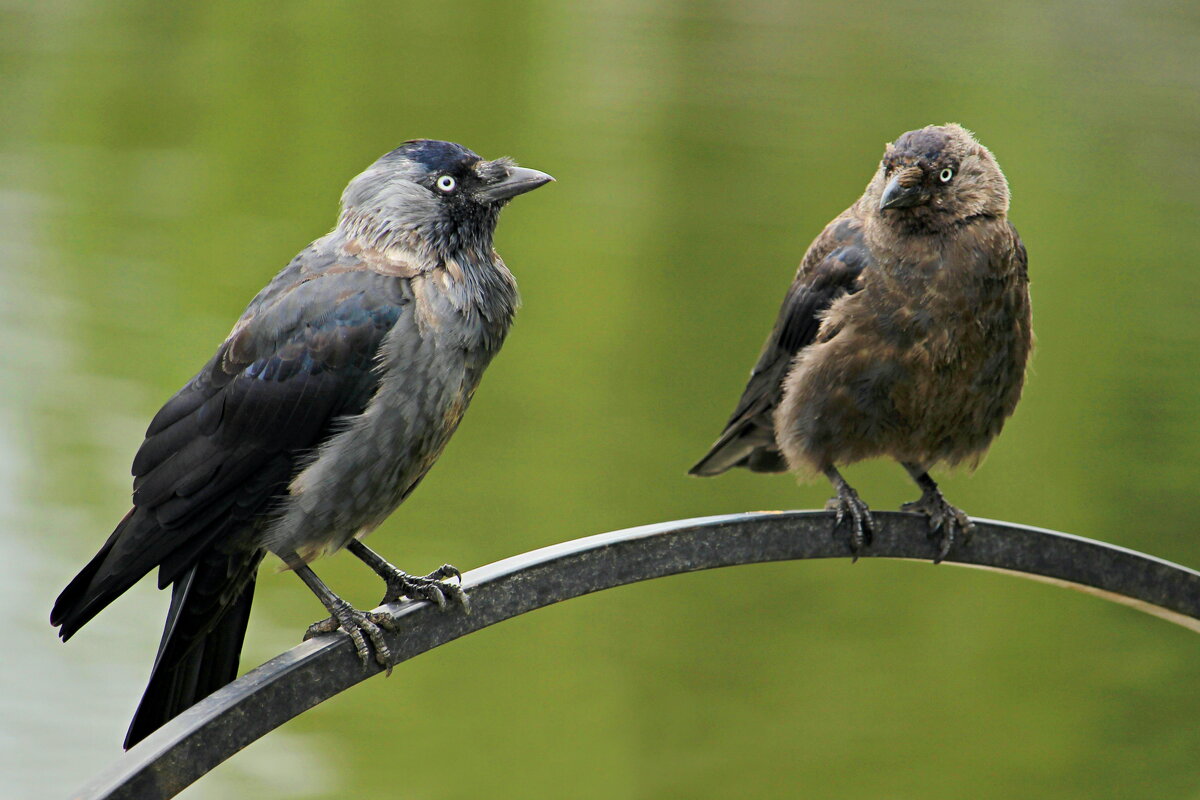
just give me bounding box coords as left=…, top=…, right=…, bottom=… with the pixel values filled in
left=689, top=421, right=787, bottom=477
left=124, top=549, right=262, bottom=749
left=51, top=510, right=140, bottom=640
left=689, top=434, right=754, bottom=477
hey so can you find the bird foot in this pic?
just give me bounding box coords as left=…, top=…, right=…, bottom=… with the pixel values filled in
left=901, top=490, right=974, bottom=563
left=304, top=597, right=400, bottom=673
left=381, top=564, right=470, bottom=614
left=826, top=484, right=876, bottom=560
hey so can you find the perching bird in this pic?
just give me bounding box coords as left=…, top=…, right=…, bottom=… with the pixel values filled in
left=51, top=140, right=552, bottom=748
left=691, top=124, right=1030, bottom=562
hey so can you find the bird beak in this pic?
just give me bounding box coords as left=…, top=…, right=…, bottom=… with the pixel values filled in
left=879, top=168, right=926, bottom=210
left=476, top=166, right=555, bottom=203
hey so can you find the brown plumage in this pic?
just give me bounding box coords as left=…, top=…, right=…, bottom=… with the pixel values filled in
left=691, top=124, right=1031, bottom=561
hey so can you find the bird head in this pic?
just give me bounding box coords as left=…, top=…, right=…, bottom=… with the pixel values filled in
left=338, top=140, right=553, bottom=261
left=870, top=124, right=1009, bottom=225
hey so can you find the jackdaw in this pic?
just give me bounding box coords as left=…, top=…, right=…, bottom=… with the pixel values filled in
left=691, top=124, right=1031, bottom=562
left=51, top=140, right=552, bottom=747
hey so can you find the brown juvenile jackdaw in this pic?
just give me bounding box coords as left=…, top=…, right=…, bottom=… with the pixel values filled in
left=691, top=124, right=1031, bottom=562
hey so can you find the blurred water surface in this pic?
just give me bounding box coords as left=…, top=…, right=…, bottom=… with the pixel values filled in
left=2, top=1, right=1198, bottom=798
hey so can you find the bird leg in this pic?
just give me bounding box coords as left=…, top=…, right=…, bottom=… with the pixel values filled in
left=823, top=467, right=876, bottom=560
left=291, top=559, right=399, bottom=671
left=346, top=539, right=469, bottom=613
left=900, top=463, right=975, bottom=563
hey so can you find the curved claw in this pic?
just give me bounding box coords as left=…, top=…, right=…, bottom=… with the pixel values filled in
left=826, top=486, right=876, bottom=561
left=380, top=563, right=471, bottom=613
left=902, top=493, right=975, bottom=563
left=429, top=564, right=463, bottom=584
left=304, top=601, right=399, bottom=674
left=436, top=579, right=470, bottom=615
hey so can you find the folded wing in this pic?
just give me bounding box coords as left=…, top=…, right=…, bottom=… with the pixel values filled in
left=690, top=216, right=870, bottom=476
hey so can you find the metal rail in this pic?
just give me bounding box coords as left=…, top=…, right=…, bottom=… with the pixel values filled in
left=72, top=511, right=1200, bottom=799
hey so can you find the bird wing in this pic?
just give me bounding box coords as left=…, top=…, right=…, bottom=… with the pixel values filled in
left=52, top=246, right=414, bottom=637
left=689, top=213, right=870, bottom=476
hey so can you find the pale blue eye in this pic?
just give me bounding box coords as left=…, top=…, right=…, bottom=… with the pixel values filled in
left=436, top=175, right=457, bottom=192
left=939, top=168, right=954, bottom=183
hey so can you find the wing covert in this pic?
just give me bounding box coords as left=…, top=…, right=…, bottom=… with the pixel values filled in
left=690, top=215, right=870, bottom=476
left=126, top=265, right=412, bottom=586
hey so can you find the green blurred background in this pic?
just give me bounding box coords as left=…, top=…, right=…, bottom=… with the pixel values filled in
left=3, top=1, right=1199, bottom=798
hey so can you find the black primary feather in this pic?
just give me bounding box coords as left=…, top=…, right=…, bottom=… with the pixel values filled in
left=690, top=218, right=869, bottom=476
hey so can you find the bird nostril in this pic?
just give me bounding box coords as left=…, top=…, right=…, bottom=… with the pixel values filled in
left=896, top=167, right=923, bottom=188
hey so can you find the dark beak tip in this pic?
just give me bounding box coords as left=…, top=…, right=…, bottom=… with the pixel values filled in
left=480, top=167, right=554, bottom=202
left=879, top=177, right=924, bottom=211
left=524, top=168, right=555, bottom=188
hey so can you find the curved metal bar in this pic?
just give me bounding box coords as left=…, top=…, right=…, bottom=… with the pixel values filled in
left=72, top=511, right=1200, bottom=800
